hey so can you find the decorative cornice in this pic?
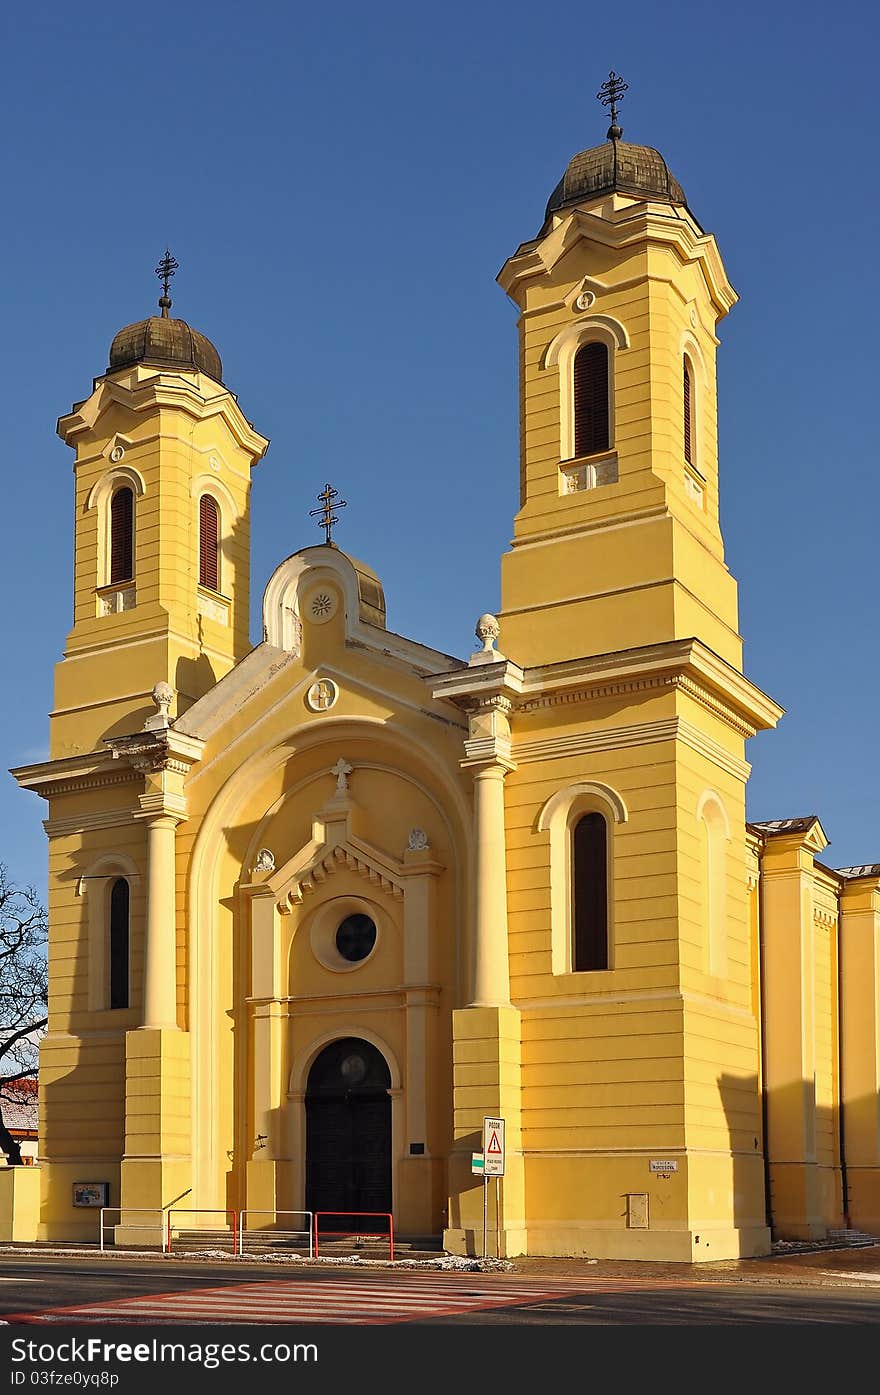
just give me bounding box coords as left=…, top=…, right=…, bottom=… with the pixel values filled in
left=430, top=658, right=525, bottom=710
left=518, top=674, right=667, bottom=710
left=58, top=368, right=270, bottom=462
left=813, top=906, right=838, bottom=930
left=434, top=637, right=781, bottom=738
left=670, top=675, right=756, bottom=739
left=11, top=751, right=135, bottom=801
left=498, top=202, right=736, bottom=320
left=43, top=807, right=139, bottom=837
left=105, top=727, right=204, bottom=774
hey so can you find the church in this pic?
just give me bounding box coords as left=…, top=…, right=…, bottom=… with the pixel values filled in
left=12, top=79, right=880, bottom=1262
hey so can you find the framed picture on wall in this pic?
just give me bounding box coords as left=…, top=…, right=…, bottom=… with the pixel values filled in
left=72, top=1182, right=109, bottom=1208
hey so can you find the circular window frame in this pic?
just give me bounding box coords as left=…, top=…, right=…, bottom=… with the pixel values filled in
left=309, top=895, right=383, bottom=973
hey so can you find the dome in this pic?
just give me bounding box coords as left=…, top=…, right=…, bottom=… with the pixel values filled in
left=108, top=314, right=223, bottom=382
left=544, top=138, right=686, bottom=223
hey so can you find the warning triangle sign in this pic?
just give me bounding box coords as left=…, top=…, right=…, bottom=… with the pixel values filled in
left=487, top=1130, right=502, bottom=1155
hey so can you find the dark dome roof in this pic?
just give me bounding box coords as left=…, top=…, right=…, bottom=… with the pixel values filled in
left=108, top=315, right=223, bottom=382
left=544, top=139, right=686, bottom=222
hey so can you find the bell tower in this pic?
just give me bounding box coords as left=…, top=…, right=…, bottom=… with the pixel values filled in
left=497, top=76, right=740, bottom=671
left=434, top=80, right=784, bottom=1261
left=52, top=253, right=269, bottom=758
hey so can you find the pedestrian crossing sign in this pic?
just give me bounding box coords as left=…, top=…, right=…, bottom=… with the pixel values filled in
left=482, top=1116, right=505, bottom=1176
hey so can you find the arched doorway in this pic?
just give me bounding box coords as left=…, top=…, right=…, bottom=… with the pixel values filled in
left=305, top=1038, right=392, bottom=1231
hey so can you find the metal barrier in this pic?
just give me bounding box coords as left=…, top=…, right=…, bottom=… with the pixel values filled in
left=165, top=1208, right=239, bottom=1255
left=98, top=1207, right=167, bottom=1252
left=237, top=1210, right=314, bottom=1258
left=313, top=1212, right=394, bottom=1262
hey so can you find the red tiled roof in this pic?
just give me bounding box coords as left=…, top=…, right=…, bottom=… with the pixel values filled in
left=1, top=1078, right=38, bottom=1137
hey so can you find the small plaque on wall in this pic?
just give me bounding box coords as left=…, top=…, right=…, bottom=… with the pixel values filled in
left=72, top=1182, right=109, bottom=1208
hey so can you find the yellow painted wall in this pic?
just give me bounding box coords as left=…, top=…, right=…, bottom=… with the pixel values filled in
left=18, top=140, right=880, bottom=1265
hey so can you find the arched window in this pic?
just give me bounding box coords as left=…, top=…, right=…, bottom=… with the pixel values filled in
left=572, top=812, right=608, bottom=971
left=109, top=487, right=134, bottom=584
left=199, top=495, right=220, bottom=591
left=573, top=341, right=610, bottom=458
left=698, top=794, right=729, bottom=978
left=683, top=355, right=696, bottom=466
left=109, top=878, right=130, bottom=1009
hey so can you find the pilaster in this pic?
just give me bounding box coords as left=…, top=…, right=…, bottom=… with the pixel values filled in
left=839, top=872, right=880, bottom=1230
left=117, top=1026, right=191, bottom=1245
left=444, top=1004, right=525, bottom=1258
left=760, top=822, right=833, bottom=1238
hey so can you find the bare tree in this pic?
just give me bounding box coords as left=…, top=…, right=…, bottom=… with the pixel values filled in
left=0, top=865, right=47, bottom=1165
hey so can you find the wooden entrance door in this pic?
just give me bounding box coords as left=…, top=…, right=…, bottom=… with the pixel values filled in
left=305, top=1038, right=392, bottom=1231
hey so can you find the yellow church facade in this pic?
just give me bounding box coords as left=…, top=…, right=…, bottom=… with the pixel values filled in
left=13, top=107, right=880, bottom=1262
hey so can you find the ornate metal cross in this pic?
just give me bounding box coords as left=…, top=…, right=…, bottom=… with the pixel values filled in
left=596, top=70, right=628, bottom=138
left=310, top=483, right=347, bottom=545
left=155, top=248, right=179, bottom=316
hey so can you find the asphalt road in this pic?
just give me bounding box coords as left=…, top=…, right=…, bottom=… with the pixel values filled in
left=1, top=1255, right=880, bottom=1326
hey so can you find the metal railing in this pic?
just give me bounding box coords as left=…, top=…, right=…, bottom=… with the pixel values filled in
left=165, top=1208, right=239, bottom=1255
left=237, top=1209, right=314, bottom=1257
left=313, top=1211, right=394, bottom=1262
left=98, top=1207, right=167, bottom=1252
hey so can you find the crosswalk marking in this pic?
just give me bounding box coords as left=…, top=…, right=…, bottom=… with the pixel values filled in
left=16, top=1273, right=656, bottom=1326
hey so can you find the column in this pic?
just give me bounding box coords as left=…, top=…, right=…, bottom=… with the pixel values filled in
left=246, top=890, right=287, bottom=1218
left=399, top=844, right=443, bottom=1232
left=472, top=763, right=511, bottom=1007
left=142, top=814, right=180, bottom=1030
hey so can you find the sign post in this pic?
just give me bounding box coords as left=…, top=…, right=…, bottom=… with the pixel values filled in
left=482, top=1117, right=505, bottom=1259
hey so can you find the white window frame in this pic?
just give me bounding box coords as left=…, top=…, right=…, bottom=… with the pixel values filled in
left=537, top=781, right=627, bottom=976
left=543, top=314, right=629, bottom=465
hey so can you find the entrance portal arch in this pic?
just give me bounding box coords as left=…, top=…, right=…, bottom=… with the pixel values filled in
left=305, top=1037, right=392, bottom=1231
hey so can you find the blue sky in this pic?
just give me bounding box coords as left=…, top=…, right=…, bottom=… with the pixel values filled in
left=2, top=0, right=878, bottom=895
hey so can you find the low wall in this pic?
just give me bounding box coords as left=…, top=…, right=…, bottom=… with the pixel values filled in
left=0, top=1165, right=41, bottom=1242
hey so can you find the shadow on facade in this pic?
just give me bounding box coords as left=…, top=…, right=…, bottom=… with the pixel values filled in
left=717, top=1067, right=880, bottom=1243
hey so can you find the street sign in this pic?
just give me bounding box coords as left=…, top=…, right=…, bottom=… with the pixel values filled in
left=649, top=1159, right=678, bottom=1174
left=471, top=1152, right=485, bottom=1175
left=482, top=1116, right=505, bottom=1176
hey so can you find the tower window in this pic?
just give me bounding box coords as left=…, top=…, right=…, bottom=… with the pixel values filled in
left=109, top=878, right=130, bottom=1010
left=573, top=341, right=610, bottom=458
left=199, top=494, right=220, bottom=592
left=572, top=812, right=608, bottom=971
left=109, top=487, right=134, bottom=584
left=683, top=355, right=695, bottom=466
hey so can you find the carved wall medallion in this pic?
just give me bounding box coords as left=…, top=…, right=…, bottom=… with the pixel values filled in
left=306, top=678, right=339, bottom=712
left=306, top=587, right=339, bottom=624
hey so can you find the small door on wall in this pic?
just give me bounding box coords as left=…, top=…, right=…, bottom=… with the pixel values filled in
left=305, top=1037, right=392, bottom=1232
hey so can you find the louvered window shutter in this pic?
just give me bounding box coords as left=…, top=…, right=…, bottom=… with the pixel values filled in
left=683, top=357, right=693, bottom=465
left=109, top=487, right=134, bottom=584
left=199, top=495, right=219, bottom=591
left=573, top=342, right=610, bottom=457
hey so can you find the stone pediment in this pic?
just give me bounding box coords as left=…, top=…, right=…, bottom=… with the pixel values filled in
left=282, top=837, right=404, bottom=908
left=249, top=796, right=407, bottom=913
